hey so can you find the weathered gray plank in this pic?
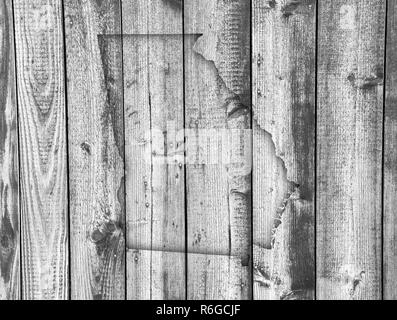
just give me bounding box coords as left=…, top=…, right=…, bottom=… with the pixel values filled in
left=184, top=0, right=251, bottom=300
left=64, top=0, right=125, bottom=300
left=14, top=0, right=69, bottom=299
left=0, top=0, right=20, bottom=300
left=384, top=0, right=397, bottom=301
left=317, top=0, right=385, bottom=300
left=252, top=0, right=316, bottom=300
left=123, top=0, right=185, bottom=300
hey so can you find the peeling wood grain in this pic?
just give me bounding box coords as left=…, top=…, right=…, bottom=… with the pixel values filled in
left=317, top=0, right=385, bottom=300
left=64, top=0, right=125, bottom=300
left=384, top=0, right=397, bottom=301
left=184, top=0, right=251, bottom=300
left=123, top=0, right=185, bottom=300
left=14, top=0, right=69, bottom=299
left=252, top=0, right=315, bottom=300
left=0, top=0, right=19, bottom=300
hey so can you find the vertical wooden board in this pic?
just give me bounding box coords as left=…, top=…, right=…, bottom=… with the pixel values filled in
left=14, top=0, right=68, bottom=299
left=123, top=0, right=185, bottom=300
left=148, top=3, right=185, bottom=300
left=252, top=0, right=316, bottom=300
left=0, top=0, right=19, bottom=300
left=123, top=0, right=151, bottom=299
left=317, top=0, right=385, bottom=300
left=64, top=0, right=125, bottom=300
left=184, top=0, right=251, bottom=299
left=384, top=0, right=397, bottom=300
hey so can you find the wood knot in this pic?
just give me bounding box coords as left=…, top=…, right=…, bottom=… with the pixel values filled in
left=281, top=1, right=301, bottom=17
left=90, top=220, right=120, bottom=243
left=347, top=70, right=383, bottom=90
left=0, top=216, right=16, bottom=256
left=81, top=142, right=91, bottom=155
left=269, top=0, right=277, bottom=9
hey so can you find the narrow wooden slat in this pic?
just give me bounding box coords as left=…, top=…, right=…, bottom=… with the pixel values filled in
left=184, top=0, right=251, bottom=300
left=384, top=0, right=397, bottom=301
left=14, top=0, right=68, bottom=299
left=123, top=0, right=185, bottom=300
left=252, top=0, right=316, bottom=300
left=0, top=0, right=20, bottom=300
left=317, top=0, right=385, bottom=300
left=63, top=0, right=125, bottom=300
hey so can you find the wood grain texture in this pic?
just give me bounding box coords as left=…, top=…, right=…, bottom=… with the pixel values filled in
left=0, top=0, right=19, bottom=300
left=64, top=0, right=125, bottom=300
left=184, top=0, right=251, bottom=300
left=2, top=0, right=394, bottom=301
left=14, top=0, right=68, bottom=299
left=252, top=0, right=316, bottom=300
left=123, top=0, right=185, bottom=300
left=317, top=0, right=385, bottom=300
left=384, top=0, right=397, bottom=301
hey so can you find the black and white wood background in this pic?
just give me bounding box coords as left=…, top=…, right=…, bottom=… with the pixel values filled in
left=0, top=0, right=396, bottom=300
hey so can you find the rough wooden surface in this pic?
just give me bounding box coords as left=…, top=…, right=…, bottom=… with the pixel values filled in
left=64, top=0, right=125, bottom=300
left=0, top=0, right=19, bottom=300
left=317, top=0, right=385, bottom=300
left=2, top=0, right=397, bottom=301
left=123, top=0, right=185, bottom=300
left=252, top=0, right=316, bottom=300
left=184, top=0, right=251, bottom=300
left=14, top=0, right=69, bottom=299
left=384, top=0, right=397, bottom=301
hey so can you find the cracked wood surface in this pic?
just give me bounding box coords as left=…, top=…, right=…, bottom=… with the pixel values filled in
left=0, top=0, right=19, bottom=300
left=64, top=0, right=125, bottom=300
left=123, top=0, right=185, bottom=300
left=384, top=0, right=397, bottom=301
left=252, top=0, right=316, bottom=300
left=14, top=0, right=68, bottom=299
left=317, top=0, right=385, bottom=300
left=184, top=0, right=251, bottom=300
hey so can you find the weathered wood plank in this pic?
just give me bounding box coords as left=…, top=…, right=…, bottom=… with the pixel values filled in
left=0, top=0, right=19, bottom=300
left=317, top=0, right=385, bottom=300
left=384, top=0, right=397, bottom=301
left=64, top=0, right=125, bottom=300
left=123, top=0, right=185, bottom=300
left=14, top=0, right=68, bottom=299
left=252, top=0, right=316, bottom=300
left=184, top=0, right=251, bottom=300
